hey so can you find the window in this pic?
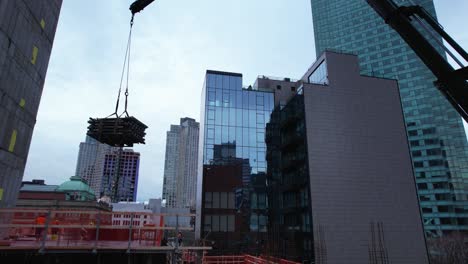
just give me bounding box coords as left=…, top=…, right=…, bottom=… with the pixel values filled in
left=276, top=85, right=281, bottom=90
left=412, top=151, right=422, bottom=157
left=212, top=192, right=220, bottom=208
left=426, top=148, right=441, bottom=156
left=422, top=207, right=432, bottom=213
left=291, top=86, right=296, bottom=91
left=204, top=215, right=211, bottom=232
left=308, top=60, right=328, bottom=84
left=424, top=139, right=439, bottom=145
left=220, top=215, right=227, bottom=232
left=259, top=215, right=267, bottom=232
left=414, top=161, right=424, bottom=168
left=220, top=192, right=228, bottom=208
left=205, top=192, right=212, bottom=208
left=212, top=215, right=219, bottom=231
left=428, top=160, right=444, bottom=167
left=422, top=128, right=436, bottom=135
left=408, top=130, right=418, bottom=136
left=417, top=183, right=427, bottom=190
left=228, top=192, right=235, bottom=209
left=228, top=215, right=235, bottom=231
left=410, top=140, right=420, bottom=147
left=250, top=213, right=258, bottom=231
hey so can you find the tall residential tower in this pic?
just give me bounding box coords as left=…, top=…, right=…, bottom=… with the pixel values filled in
left=75, top=136, right=140, bottom=202
left=75, top=136, right=116, bottom=198
left=162, top=117, right=199, bottom=208
left=310, top=0, right=468, bottom=237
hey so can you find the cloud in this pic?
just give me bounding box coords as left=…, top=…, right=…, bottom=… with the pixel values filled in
left=23, top=0, right=317, bottom=201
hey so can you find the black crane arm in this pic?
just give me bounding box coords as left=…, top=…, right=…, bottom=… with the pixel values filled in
left=366, top=0, right=468, bottom=122
left=130, top=0, right=155, bottom=15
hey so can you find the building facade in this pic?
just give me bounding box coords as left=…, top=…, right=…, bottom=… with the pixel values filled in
left=111, top=202, right=158, bottom=228
left=162, top=118, right=199, bottom=208
left=266, top=51, right=429, bottom=263
left=75, top=136, right=116, bottom=198
left=196, top=70, right=297, bottom=253
left=0, top=0, right=62, bottom=208
left=310, top=0, right=468, bottom=236
left=103, top=149, right=140, bottom=202
left=75, top=136, right=139, bottom=202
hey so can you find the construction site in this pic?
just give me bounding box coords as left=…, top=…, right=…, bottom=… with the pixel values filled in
left=1, top=0, right=467, bottom=263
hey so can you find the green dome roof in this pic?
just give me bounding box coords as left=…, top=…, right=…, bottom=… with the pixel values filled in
left=57, top=176, right=95, bottom=201
left=58, top=176, right=93, bottom=193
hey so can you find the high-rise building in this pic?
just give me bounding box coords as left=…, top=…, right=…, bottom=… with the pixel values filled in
left=310, top=0, right=468, bottom=237
left=266, top=51, right=428, bottom=263
left=0, top=1, right=62, bottom=208
left=75, top=136, right=139, bottom=202
left=196, top=70, right=297, bottom=253
left=102, top=149, right=140, bottom=202
left=162, top=118, right=199, bottom=208
left=75, top=136, right=116, bottom=198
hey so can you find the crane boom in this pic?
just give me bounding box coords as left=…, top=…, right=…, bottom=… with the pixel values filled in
left=130, top=0, right=155, bottom=15
left=366, top=0, right=468, bottom=122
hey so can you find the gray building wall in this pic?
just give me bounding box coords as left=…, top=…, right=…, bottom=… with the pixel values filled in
left=302, top=52, right=428, bottom=263
left=310, top=0, right=468, bottom=236
left=163, top=125, right=180, bottom=207
left=0, top=0, right=62, bottom=208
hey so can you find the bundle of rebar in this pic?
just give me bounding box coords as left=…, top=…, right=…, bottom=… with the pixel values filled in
left=87, top=116, right=148, bottom=147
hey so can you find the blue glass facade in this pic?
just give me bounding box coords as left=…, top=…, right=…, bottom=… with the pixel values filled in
left=197, top=70, right=274, bottom=253
left=203, top=72, right=274, bottom=172
left=311, top=0, right=468, bottom=237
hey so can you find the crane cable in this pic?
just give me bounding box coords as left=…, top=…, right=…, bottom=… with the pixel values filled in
left=112, top=15, right=134, bottom=118
left=110, top=15, right=135, bottom=202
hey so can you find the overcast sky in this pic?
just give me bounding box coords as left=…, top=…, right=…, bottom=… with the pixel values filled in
left=23, top=0, right=468, bottom=201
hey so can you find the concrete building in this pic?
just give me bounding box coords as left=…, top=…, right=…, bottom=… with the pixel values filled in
left=310, top=0, right=468, bottom=237
left=103, top=149, right=140, bottom=202
left=0, top=1, right=62, bottom=208
left=111, top=202, right=159, bottom=228
left=75, top=136, right=116, bottom=198
left=265, top=51, right=428, bottom=263
left=163, top=118, right=199, bottom=208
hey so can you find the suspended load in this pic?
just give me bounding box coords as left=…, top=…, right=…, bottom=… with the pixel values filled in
left=87, top=0, right=154, bottom=147
left=87, top=116, right=147, bottom=147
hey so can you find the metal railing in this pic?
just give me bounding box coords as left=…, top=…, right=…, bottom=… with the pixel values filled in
left=0, top=208, right=209, bottom=254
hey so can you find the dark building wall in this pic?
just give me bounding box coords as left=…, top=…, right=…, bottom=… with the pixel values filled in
left=266, top=95, right=313, bottom=262
left=303, top=52, right=428, bottom=263
left=0, top=0, right=62, bottom=208
left=201, top=164, right=243, bottom=253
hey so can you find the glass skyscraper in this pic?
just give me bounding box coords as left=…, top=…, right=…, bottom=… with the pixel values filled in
left=196, top=70, right=275, bottom=253
left=310, top=0, right=468, bottom=236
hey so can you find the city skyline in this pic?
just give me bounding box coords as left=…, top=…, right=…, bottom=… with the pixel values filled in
left=22, top=0, right=468, bottom=201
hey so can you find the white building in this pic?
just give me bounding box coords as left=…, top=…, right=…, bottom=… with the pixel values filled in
left=162, top=118, right=199, bottom=208
left=111, top=202, right=160, bottom=227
